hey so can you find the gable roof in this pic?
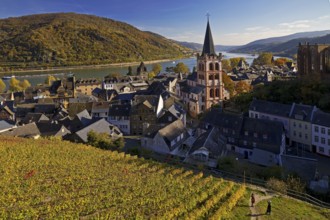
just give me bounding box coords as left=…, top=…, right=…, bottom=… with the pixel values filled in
left=1, top=122, right=40, bottom=138
left=290, top=103, right=316, bottom=122
left=158, top=120, right=186, bottom=150
left=36, top=122, right=70, bottom=137
left=74, top=118, right=122, bottom=142
left=189, top=127, right=225, bottom=157
left=22, top=113, right=49, bottom=124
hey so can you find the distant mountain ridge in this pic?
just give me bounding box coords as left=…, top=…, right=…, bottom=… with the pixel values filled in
left=176, top=41, right=239, bottom=52
left=0, top=13, right=190, bottom=69
left=230, top=30, right=330, bottom=57
left=177, top=30, right=330, bottom=58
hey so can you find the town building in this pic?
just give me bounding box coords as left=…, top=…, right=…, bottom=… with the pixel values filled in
left=75, top=78, right=101, bottom=95
left=312, top=110, right=330, bottom=156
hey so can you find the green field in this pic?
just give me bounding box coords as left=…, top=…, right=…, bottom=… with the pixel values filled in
left=0, top=136, right=328, bottom=219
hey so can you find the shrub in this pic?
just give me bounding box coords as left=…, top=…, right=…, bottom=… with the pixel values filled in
left=266, top=177, right=287, bottom=194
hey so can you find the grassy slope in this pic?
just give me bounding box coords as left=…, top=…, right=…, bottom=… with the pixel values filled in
left=255, top=196, right=330, bottom=220
left=0, top=136, right=328, bottom=219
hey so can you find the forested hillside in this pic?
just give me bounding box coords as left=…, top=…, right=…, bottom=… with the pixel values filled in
left=0, top=13, right=190, bottom=70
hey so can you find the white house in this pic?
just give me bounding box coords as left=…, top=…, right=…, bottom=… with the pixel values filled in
left=312, top=110, right=330, bottom=156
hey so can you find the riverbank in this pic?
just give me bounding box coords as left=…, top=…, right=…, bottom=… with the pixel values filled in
left=0, top=58, right=178, bottom=76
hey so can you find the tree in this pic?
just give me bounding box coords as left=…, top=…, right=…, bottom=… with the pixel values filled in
left=106, top=72, right=121, bottom=78
left=19, top=79, right=31, bottom=90
left=9, top=77, right=21, bottom=92
left=221, top=59, right=231, bottom=71
left=235, top=80, right=251, bottom=94
left=127, top=66, right=133, bottom=75
left=152, top=63, right=162, bottom=74
left=222, top=72, right=235, bottom=96
left=45, top=75, right=57, bottom=85
left=274, top=57, right=291, bottom=67
left=148, top=71, right=156, bottom=79
left=0, top=79, right=6, bottom=92
left=229, top=57, right=246, bottom=69
left=173, top=62, right=189, bottom=74
left=252, top=52, right=273, bottom=66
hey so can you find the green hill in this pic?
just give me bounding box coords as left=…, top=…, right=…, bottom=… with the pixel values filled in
left=0, top=136, right=328, bottom=219
left=0, top=13, right=190, bottom=70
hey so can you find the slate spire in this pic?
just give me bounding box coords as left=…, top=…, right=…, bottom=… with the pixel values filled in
left=202, top=20, right=216, bottom=56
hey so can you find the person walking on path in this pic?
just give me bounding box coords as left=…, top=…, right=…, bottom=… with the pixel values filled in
left=251, top=193, right=255, bottom=207
left=266, top=200, right=272, bottom=215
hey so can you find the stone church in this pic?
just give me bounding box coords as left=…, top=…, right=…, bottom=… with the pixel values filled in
left=297, top=43, right=330, bottom=77
left=176, top=20, right=225, bottom=117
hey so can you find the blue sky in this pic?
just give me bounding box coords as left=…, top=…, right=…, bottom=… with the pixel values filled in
left=0, top=0, right=330, bottom=45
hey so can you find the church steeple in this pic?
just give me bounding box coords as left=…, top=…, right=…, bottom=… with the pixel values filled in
left=202, top=20, right=216, bottom=56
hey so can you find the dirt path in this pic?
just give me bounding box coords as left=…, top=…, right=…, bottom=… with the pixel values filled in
left=249, top=194, right=274, bottom=220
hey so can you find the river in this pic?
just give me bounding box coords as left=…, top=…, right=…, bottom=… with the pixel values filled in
left=2, top=52, right=257, bottom=87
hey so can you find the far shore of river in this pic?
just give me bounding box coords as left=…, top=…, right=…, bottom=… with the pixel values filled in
left=0, top=58, right=177, bottom=76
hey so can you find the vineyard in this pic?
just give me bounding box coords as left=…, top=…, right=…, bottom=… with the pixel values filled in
left=1, top=136, right=328, bottom=219
left=0, top=136, right=246, bottom=219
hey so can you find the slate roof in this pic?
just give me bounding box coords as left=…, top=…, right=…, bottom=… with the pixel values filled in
left=113, top=93, right=136, bottom=102
left=249, top=99, right=292, bottom=118
left=76, top=109, right=92, bottom=125
left=74, top=119, right=122, bottom=143
left=189, top=127, right=224, bottom=157
left=36, top=122, right=70, bottom=137
left=202, top=21, right=216, bottom=56
left=108, top=104, right=131, bottom=117
left=0, top=120, right=16, bottom=132
left=290, top=103, right=316, bottom=122
left=22, top=113, right=49, bottom=124
left=190, top=86, right=204, bottom=95
left=1, top=123, right=41, bottom=137
left=158, top=120, right=186, bottom=150
left=312, top=110, right=330, bottom=128
left=202, top=108, right=243, bottom=138
left=187, top=72, right=197, bottom=81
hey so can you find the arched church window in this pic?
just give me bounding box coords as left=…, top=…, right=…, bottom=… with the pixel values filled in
left=209, top=63, right=214, bottom=71
left=210, top=88, right=214, bottom=98
left=215, top=63, right=220, bottom=70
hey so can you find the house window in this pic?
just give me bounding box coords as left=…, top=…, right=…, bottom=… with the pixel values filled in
left=305, top=124, right=308, bottom=130
left=319, top=146, right=324, bottom=153
left=321, top=138, right=326, bottom=144
left=315, top=136, right=319, bottom=142
left=298, top=132, right=302, bottom=138
left=321, top=128, right=326, bottom=134
left=294, top=131, right=296, bottom=136
left=298, top=123, right=301, bottom=128
left=328, top=129, right=330, bottom=136
left=305, top=134, right=308, bottom=139
left=328, top=139, right=330, bottom=146
left=315, top=126, right=319, bottom=132
left=293, top=122, right=296, bottom=127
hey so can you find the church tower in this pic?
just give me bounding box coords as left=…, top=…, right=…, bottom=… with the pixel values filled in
left=197, top=19, right=224, bottom=110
